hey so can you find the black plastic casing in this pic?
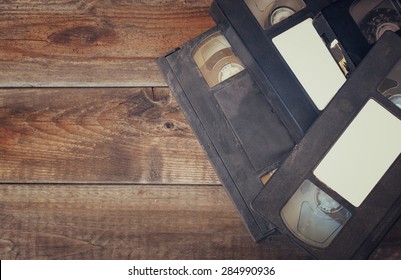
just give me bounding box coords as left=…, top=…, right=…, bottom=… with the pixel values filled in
left=158, top=27, right=301, bottom=241
left=211, top=0, right=344, bottom=133
left=252, top=33, right=401, bottom=259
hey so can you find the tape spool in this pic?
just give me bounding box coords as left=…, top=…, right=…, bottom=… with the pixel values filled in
left=217, top=60, right=245, bottom=83
left=280, top=180, right=351, bottom=248
left=269, top=6, right=296, bottom=25
left=266, top=0, right=305, bottom=28
left=389, top=94, right=401, bottom=109
left=359, top=8, right=401, bottom=44
left=316, top=189, right=343, bottom=214
left=193, top=33, right=245, bottom=87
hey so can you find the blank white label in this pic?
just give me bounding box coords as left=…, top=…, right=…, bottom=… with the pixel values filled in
left=314, top=99, right=401, bottom=207
left=273, top=18, right=346, bottom=110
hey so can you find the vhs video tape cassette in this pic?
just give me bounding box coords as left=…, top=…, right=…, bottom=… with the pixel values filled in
left=158, top=27, right=302, bottom=241
left=210, top=0, right=351, bottom=135
left=252, top=32, right=401, bottom=259
left=211, top=0, right=401, bottom=133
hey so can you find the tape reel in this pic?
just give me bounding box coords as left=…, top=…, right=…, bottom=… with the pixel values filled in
left=245, top=0, right=306, bottom=29
left=193, top=33, right=245, bottom=88
left=350, top=0, right=401, bottom=44
left=389, top=94, right=401, bottom=108
left=281, top=180, right=351, bottom=248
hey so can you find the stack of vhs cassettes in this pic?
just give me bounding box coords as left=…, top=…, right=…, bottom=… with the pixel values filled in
left=158, top=0, right=401, bottom=259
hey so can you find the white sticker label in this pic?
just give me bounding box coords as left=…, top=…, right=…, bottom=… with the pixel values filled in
left=314, top=99, right=401, bottom=207
left=273, top=18, right=346, bottom=110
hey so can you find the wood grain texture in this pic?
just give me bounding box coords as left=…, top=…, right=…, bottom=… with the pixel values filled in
left=0, top=87, right=219, bottom=184
left=0, top=184, right=311, bottom=260
left=0, top=184, right=399, bottom=260
left=0, top=0, right=400, bottom=260
left=0, top=0, right=214, bottom=87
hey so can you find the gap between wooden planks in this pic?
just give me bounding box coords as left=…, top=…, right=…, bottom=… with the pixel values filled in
left=0, top=184, right=310, bottom=260
left=0, top=0, right=400, bottom=260
left=0, top=184, right=399, bottom=259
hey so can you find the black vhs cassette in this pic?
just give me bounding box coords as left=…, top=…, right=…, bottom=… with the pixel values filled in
left=211, top=0, right=351, bottom=135
left=252, top=32, right=401, bottom=259
left=211, top=0, right=401, bottom=133
left=158, top=27, right=301, bottom=241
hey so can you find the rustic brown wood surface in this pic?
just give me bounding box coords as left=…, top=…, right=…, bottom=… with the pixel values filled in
left=0, top=0, right=214, bottom=87
left=0, top=0, right=400, bottom=260
left=0, top=88, right=218, bottom=184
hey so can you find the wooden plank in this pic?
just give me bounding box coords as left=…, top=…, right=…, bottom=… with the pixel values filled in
left=0, top=184, right=310, bottom=260
left=0, top=87, right=219, bottom=184
left=0, top=0, right=214, bottom=87
left=0, top=184, right=398, bottom=260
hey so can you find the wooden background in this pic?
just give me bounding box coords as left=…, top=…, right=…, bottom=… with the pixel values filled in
left=0, top=0, right=400, bottom=260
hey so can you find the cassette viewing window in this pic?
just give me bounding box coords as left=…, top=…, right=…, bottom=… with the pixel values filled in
left=349, top=0, right=401, bottom=44
left=193, top=33, right=245, bottom=88
left=281, top=180, right=351, bottom=248
left=245, top=0, right=306, bottom=29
